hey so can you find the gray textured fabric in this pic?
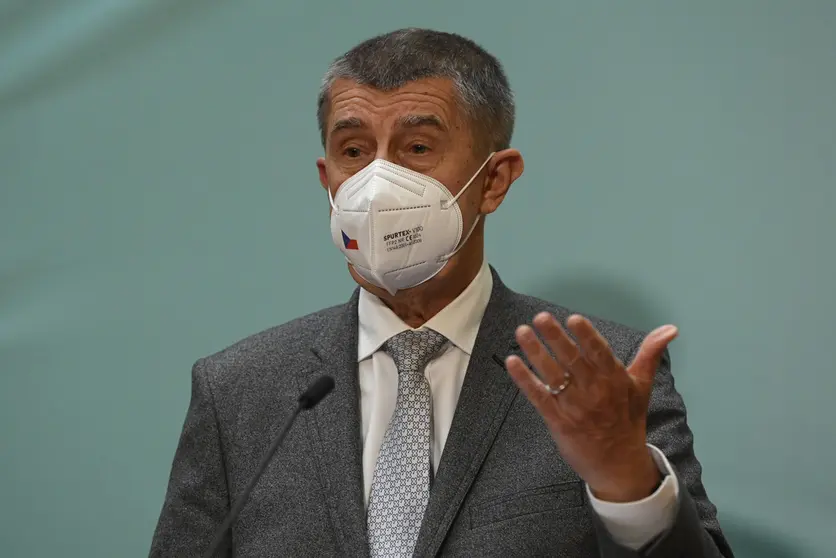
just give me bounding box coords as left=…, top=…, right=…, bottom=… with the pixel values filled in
left=368, top=329, right=448, bottom=558
left=150, top=266, right=735, bottom=557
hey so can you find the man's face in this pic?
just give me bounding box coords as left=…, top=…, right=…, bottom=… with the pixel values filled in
left=317, top=77, right=522, bottom=298
left=319, top=77, right=485, bottom=200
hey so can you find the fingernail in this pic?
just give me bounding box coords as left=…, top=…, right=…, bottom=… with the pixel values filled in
left=516, top=325, right=533, bottom=338
left=659, top=325, right=678, bottom=337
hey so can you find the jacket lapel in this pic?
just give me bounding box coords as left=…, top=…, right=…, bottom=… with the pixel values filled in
left=303, top=289, right=370, bottom=558
left=302, top=269, right=527, bottom=557
left=413, top=268, right=522, bottom=558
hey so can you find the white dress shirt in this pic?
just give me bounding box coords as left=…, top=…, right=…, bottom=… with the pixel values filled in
left=357, top=260, right=680, bottom=550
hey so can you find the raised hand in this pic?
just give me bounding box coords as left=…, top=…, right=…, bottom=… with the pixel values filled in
left=505, top=312, right=678, bottom=502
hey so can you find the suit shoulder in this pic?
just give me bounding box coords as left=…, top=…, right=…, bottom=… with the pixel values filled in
left=508, top=291, right=646, bottom=352
left=195, top=302, right=346, bottom=380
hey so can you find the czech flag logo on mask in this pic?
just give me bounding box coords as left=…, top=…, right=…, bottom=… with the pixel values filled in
left=341, top=230, right=359, bottom=250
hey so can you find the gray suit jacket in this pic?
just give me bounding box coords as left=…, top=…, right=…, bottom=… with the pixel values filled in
left=151, top=267, right=734, bottom=557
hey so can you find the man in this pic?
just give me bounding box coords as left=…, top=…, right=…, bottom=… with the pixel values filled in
left=151, top=28, right=733, bottom=557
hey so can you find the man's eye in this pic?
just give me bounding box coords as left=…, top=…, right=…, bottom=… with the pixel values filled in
left=344, top=147, right=362, bottom=158
left=410, top=144, right=430, bottom=154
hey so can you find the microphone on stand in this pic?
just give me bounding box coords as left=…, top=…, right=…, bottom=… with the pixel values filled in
left=202, top=375, right=335, bottom=558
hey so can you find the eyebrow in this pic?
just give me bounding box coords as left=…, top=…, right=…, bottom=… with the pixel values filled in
left=331, top=117, right=366, bottom=134
left=395, top=114, right=446, bottom=131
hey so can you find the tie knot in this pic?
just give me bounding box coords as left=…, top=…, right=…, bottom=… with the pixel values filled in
left=383, top=328, right=448, bottom=375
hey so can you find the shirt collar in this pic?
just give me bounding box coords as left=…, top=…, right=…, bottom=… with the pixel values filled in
left=357, top=260, right=493, bottom=361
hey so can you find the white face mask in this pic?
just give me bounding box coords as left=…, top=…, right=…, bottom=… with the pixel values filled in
left=328, top=154, right=494, bottom=295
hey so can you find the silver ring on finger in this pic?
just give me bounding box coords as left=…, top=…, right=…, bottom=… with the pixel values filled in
left=544, top=370, right=572, bottom=396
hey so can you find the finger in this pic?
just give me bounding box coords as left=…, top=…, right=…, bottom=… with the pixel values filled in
left=565, top=314, right=619, bottom=374
left=628, top=325, right=679, bottom=385
left=531, top=312, right=584, bottom=373
left=505, top=354, right=554, bottom=412
left=514, top=324, right=569, bottom=388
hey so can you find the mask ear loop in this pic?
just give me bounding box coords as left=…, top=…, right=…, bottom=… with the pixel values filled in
left=438, top=152, right=496, bottom=262
left=327, top=185, right=338, bottom=211
left=440, top=152, right=495, bottom=210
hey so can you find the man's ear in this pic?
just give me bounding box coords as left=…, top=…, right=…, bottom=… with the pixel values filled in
left=479, top=149, right=524, bottom=214
left=317, top=158, right=334, bottom=217
left=317, top=157, right=329, bottom=191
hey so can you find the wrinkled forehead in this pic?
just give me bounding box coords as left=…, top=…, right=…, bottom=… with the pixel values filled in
left=324, top=77, right=472, bottom=140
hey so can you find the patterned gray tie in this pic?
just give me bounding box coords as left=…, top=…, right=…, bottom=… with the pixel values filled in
left=367, top=328, right=449, bottom=558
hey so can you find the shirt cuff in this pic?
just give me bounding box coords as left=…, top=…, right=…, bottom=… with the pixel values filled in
left=586, top=444, right=680, bottom=550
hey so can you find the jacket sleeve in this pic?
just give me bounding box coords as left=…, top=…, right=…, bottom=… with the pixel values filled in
left=592, top=348, right=736, bottom=558
left=149, top=359, right=231, bottom=557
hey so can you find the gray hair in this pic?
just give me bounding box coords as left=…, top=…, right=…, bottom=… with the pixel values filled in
left=317, top=28, right=515, bottom=153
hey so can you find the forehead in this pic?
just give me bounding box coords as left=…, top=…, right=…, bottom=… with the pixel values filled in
left=325, top=77, right=467, bottom=135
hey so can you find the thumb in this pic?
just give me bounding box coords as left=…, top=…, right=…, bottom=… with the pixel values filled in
left=628, top=325, right=679, bottom=386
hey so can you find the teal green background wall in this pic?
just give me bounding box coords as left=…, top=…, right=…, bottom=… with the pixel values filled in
left=1, top=1, right=834, bottom=556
